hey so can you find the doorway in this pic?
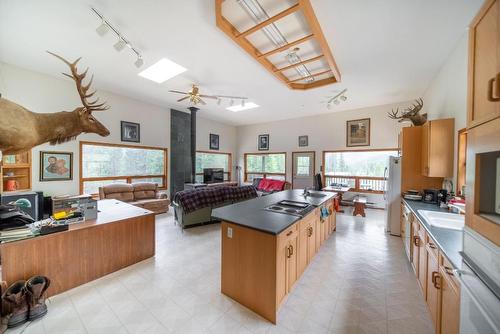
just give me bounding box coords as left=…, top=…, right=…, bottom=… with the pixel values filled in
left=292, top=151, right=315, bottom=189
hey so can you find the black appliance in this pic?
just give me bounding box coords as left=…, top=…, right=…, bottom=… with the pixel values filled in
left=0, top=191, right=39, bottom=220
left=437, top=189, right=448, bottom=206
left=203, top=168, right=224, bottom=184
left=423, top=189, right=439, bottom=203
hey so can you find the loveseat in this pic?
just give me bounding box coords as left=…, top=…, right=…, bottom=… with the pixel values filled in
left=252, top=178, right=291, bottom=196
left=98, top=182, right=169, bottom=214
left=172, top=185, right=257, bottom=229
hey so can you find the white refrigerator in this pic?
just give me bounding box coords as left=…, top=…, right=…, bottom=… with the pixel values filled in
left=384, top=156, right=401, bottom=236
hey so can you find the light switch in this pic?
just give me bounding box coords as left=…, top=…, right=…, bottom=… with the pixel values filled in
left=227, top=227, right=233, bottom=238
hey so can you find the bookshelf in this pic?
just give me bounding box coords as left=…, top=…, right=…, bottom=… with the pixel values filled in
left=1, top=150, right=32, bottom=193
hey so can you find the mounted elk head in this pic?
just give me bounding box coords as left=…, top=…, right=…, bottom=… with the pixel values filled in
left=387, top=98, right=427, bottom=126
left=0, top=52, right=110, bottom=155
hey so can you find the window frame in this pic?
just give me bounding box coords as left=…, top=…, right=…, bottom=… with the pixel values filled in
left=195, top=150, right=233, bottom=182
left=244, top=152, right=287, bottom=182
left=322, top=148, right=398, bottom=194
left=79, top=141, right=168, bottom=195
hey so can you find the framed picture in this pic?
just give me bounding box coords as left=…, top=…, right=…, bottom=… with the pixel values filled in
left=346, top=118, right=370, bottom=147
left=209, top=133, right=220, bottom=150
left=258, top=134, right=269, bottom=151
left=298, top=135, right=308, bottom=147
left=40, top=151, right=73, bottom=181
left=121, top=121, right=140, bottom=143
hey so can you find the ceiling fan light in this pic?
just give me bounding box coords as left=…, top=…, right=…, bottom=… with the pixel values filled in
left=134, top=56, right=144, bottom=68
left=96, top=20, right=110, bottom=36
left=113, top=38, right=126, bottom=52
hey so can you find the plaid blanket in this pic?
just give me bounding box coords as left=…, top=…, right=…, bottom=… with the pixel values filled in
left=174, top=185, right=257, bottom=214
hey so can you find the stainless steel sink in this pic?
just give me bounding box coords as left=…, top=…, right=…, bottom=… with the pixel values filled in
left=265, top=200, right=314, bottom=217
left=418, top=210, right=465, bottom=230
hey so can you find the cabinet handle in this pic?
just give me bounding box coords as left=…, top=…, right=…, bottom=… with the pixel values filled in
left=433, top=272, right=441, bottom=290
left=488, top=74, right=500, bottom=102
left=286, top=246, right=290, bottom=258
left=413, top=236, right=420, bottom=247
left=286, top=230, right=293, bottom=237
left=289, top=245, right=294, bottom=256
left=428, top=243, right=437, bottom=249
left=444, top=266, right=454, bottom=276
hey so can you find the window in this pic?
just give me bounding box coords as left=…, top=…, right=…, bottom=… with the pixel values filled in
left=323, top=149, right=398, bottom=193
left=80, top=141, right=167, bottom=194
left=195, top=151, right=232, bottom=183
left=245, top=153, right=286, bottom=182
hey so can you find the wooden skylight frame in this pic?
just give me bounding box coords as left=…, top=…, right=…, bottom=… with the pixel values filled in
left=215, top=0, right=341, bottom=90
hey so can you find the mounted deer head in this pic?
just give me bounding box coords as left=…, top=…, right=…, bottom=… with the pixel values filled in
left=388, top=98, right=427, bottom=126
left=0, top=52, right=110, bottom=155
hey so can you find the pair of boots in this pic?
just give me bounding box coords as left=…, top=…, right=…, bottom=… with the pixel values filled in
left=1, top=276, right=50, bottom=328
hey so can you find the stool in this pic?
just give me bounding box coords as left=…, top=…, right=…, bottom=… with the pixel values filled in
left=353, top=196, right=367, bottom=217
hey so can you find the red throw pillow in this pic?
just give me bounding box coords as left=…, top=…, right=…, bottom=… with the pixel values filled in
left=266, top=180, right=285, bottom=191
left=257, top=178, right=270, bottom=191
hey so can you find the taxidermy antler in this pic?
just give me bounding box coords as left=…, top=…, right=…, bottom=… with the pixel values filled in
left=387, top=98, right=427, bottom=126
left=0, top=52, right=110, bottom=155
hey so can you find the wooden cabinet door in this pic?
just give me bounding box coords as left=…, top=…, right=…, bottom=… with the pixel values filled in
left=411, top=220, right=420, bottom=275
left=418, top=228, right=428, bottom=297
left=286, top=237, right=298, bottom=292
left=426, top=250, right=441, bottom=332
left=307, top=222, right=316, bottom=263
left=329, top=209, right=336, bottom=233
left=468, top=0, right=500, bottom=128
left=276, top=241, right=287, bottom=306
left=298, top=222, right=309, bottom=277
left=439, top=267, right=460, bottom=334
left=422, top=122, right=430, bottom=176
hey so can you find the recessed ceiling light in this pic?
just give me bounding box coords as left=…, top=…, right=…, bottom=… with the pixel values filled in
left=138, top=58, right=187, bottom=83
left=226, top=102, right=259, bottom=112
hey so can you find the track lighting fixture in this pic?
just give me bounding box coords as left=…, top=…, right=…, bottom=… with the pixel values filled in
left=96, top=19, right=109, bottom=36
left=92, top=7, right=143, bottom=68
left=134, top=56, right=144, bottom=68
left=241, top=100, right=245, bottom=107
left=113, top=38, right=126, bottom=52
left=230, top=99, right=234, bottom=106
left=340, top=95, right=347, bottom=101
left=334, top=99, right=340, bottom=105
left=217, top=98, right=222, bottom=106
left=324, top=89, right=348, bottom=108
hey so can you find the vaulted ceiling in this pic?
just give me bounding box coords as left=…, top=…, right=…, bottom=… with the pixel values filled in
left=0, top=0, right=483, bottom=126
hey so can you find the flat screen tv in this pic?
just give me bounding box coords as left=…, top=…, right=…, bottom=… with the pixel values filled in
left=203, top=168, right=224, bottom=184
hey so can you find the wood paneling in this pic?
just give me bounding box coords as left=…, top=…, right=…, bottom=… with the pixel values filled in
left=0, top=200, right=155, bottom=297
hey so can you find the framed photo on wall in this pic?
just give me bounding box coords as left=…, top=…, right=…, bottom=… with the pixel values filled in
left=258, top=134, right=269, bottom=151
left=121, top=121, right=140, bottom=143
left=209, top=133, right=220, bottom=150
left=298, top=135, right=308, bottom=147
left=346, top=118, right=370, bottom=147
left=40, top=151, right=73, bottom=181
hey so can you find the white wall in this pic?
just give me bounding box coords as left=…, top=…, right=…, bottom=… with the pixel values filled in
left=422, top=31, right=469, bottom=187
left=235, top=103, right=408, bottom=207
left=0, top=62, right=237, bottom=196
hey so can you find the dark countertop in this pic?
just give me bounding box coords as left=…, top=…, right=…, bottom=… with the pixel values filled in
left=403, top=199, right=463, bottom=270
left=212, top=190, right=337, bottom=235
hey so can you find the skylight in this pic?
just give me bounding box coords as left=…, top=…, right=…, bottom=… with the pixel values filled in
left=138, top=58, right=187, bottom=83
left=226, top=102, right=259, bottom=112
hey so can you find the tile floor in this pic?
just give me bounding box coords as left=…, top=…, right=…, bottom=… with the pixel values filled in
left=6, top=208, right=434, bottom=334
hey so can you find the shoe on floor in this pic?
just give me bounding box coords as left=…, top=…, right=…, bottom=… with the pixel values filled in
left=1, top=280, right=29, bottom=328
left=25, top=276, right=51, bottom=321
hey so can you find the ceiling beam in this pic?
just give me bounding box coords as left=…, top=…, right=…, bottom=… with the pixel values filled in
left=274, top=54, right=324, bottom=73
left=287, top=69, right=332, bottom=83
left=258, top=34, right=314, bottom=59
left=236, top=4, right=302, bottom=39
left=290, top=76, right=338, bottom=90
left=299, top=0, right=341, bottom=81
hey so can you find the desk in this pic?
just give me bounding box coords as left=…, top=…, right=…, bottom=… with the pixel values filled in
left=0, top=200, right=155, bottom=297
left=322, top=186, right=351, bottom=213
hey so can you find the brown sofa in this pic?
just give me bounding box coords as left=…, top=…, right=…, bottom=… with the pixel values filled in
left=98, top=182, right=169, bottom=214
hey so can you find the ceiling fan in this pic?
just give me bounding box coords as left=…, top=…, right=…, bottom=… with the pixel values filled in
left=168, top=84, right=248, bottom=106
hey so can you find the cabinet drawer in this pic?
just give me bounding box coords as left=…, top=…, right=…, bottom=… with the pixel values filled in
left=278, top=223, right=298, bottom=246
left=439, top=254, right=460, bottom=291
left=426, top=235, right=439, bottom=259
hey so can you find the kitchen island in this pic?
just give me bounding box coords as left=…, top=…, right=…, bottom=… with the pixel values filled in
left=212, top=190, right=337, bottom=323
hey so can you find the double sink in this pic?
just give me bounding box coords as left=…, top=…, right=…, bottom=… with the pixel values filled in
left=418, top=210, right=465, bottom=230
left=265, top=200, right=315, bottom=217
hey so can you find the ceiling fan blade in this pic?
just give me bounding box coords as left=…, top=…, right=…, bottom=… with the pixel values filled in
left=169, top=90, right=189, bottom=95
left=199, top=95, right=218, bottom=99
left=199, top=99, right=207, bottom=105
left=177, top=96, right=190, bottom=102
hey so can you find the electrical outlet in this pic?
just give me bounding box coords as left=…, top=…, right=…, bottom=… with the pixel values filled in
left=227, top=227, right=233, bottom=238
